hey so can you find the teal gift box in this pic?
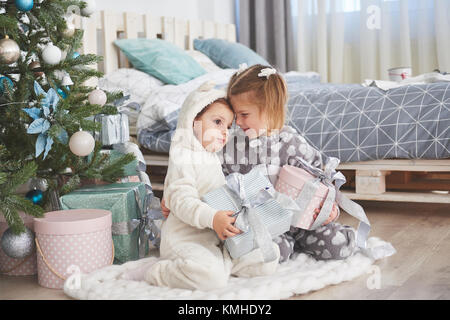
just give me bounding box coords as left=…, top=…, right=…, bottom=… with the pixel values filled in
left=60, top=182, right=149, bottom=264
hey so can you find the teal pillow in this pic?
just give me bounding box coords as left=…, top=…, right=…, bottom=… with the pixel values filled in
left=193, top=38, right=270, bottom=69
left=114, top=38, right=206, bottom=85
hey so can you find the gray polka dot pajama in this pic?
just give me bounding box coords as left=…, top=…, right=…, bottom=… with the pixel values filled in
left=221, top=126, right=357, bottom=263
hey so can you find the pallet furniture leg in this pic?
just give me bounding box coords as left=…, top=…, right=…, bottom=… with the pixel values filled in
left=355, top=170, right=390, bottom=195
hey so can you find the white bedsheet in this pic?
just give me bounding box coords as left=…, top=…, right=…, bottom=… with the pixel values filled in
left=136, top=69, right=237, bottom=134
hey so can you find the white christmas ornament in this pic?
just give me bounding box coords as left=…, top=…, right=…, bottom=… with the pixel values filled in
left=69, top=130, right=95, bottom=156
left=88, top=89, right=107, bottom=106
left=61, top=75, right=74, bottom=86
left=42, top=44, right=62, bottom=65
left=81, top=0, right=96, bottom=16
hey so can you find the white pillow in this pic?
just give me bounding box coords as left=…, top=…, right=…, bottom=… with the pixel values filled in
left=98, top=68, right=164, bottom=105
left=185, top=50, right=222, bottom=73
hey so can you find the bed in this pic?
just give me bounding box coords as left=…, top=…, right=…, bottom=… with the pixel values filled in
left=73, top=11, right=450, bottom=204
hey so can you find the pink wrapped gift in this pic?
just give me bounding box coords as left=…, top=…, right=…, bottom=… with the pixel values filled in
left=0, top=212, right=37, bottom=276
left=33, top=209, right=114, bottom=289
left=275, top=165, right=329, bottom=229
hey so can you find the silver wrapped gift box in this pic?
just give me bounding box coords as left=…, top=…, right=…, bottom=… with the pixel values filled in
left=93, top=113, right=130, bottom=146
left=202, top=166, right=292, bottom=262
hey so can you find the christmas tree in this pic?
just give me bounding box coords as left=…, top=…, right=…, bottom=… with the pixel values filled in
left=0, top=0, right=135, bottom=234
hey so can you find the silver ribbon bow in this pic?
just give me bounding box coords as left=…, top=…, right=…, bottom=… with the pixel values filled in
left=225, top=168, right=279, bottom=263
left=110, top=188, right=163, bottom=258
left=293, top=156, right=371, bottom=251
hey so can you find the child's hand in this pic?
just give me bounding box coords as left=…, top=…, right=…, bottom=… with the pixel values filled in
left=161, top=198, right=170, bottom=219
left=213, top=210, right=242, bottom=241
left=313, top=203, right=339, bottom=226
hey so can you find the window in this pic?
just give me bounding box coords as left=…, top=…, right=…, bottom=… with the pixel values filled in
left=290, top=0, right=429, bottom=16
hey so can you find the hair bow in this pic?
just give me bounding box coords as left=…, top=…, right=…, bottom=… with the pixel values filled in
left=258, top=68, right=277, bottom=79
left=237, top=63, right=248, bottom=75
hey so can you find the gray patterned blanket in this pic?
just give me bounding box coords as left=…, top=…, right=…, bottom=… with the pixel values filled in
left=138, top=82, right=450, bottom=162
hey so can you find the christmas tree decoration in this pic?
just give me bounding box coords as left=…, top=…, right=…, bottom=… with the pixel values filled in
left=0, top=36, right=21, bottom=65
left=25, top=188, right=44, bottom=205
left=69, top=130, right=95, bottom=156
left=29, top=178, right=48, bottom=192
left=29, top=61, right=44, bottom=78
left=88, top=89, right=107, bottom=106
left=61, top=74, right=74, bottom=86
left=14, top=0, right=34, bottom=12
left=42, top=44, right=62, bottom=65
left=23, top=81, right=68, bottom=159
left=0, top=227, right=35, bottom=259
left=81, top=0, right=96, bottom=17
left=72, top=52, right=80, bottom=59
left=62, top=21, right=76, bottom=38
left=57, top=86, right=69, bottom=99
left=0, top=76, right=14, bottom=95
left=54, top=70, right=73, bottom=85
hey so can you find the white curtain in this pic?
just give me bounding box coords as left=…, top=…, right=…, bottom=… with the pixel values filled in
left=293, top=0, right=450, bottom=83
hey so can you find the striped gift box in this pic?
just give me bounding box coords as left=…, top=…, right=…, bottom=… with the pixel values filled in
left=202, top=168, right=292, bottom=259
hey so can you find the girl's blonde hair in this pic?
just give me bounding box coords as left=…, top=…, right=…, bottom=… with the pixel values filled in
left=227, top=64, right=287, bottom=132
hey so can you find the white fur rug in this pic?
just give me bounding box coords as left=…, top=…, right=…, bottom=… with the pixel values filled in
left=64, top=237, right=395, bottom=300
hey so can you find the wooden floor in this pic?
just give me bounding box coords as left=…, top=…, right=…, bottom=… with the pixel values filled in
left=0, top=200, right=449, bottom=300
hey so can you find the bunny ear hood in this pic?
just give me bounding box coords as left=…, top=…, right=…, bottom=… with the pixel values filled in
left=172, top=81, right=227, bottom=151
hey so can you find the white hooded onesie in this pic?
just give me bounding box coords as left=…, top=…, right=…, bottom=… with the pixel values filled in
left=144, top=82, right=280, bottom=290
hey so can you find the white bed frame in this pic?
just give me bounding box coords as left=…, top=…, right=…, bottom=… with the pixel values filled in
left=74, top=11, right=450, bottom=204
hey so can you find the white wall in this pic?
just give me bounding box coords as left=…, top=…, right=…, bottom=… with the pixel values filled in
left=95, top=0, right=235, bottom=24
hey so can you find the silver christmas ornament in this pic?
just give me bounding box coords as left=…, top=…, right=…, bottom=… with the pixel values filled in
left=1, top=227, right=35, bottom=259
left=29, top=177, right=48, bottom=192
left=0, top=35, right=21, bottom=65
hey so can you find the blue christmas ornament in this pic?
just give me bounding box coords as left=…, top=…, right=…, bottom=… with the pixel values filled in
left=14, top=0, right=34, bottom=12
left=72, top=52, right=80, bottom=59
left=57, top=86, right=70, bottom=99
left=25, top=189, right=43, bottom=205
left=57, top=87, right=67, bottom=99
left=0, top=76, right=14, bottom=95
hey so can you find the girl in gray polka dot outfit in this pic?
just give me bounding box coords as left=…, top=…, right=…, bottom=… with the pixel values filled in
left=221, top=64, right=356, bottom=263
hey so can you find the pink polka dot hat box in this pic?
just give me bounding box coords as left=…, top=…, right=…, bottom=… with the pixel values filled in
left=275, top=165, right=329, bottom=230
left=33, top=209, right=114, bottom=289
left=0, top=212, right=38, bottom=276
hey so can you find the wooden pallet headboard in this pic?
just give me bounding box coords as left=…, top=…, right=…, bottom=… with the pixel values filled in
left=73, top=11, right=236, bottom=77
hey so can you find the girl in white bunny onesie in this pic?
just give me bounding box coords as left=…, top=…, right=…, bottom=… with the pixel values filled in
left=122, top=82, right=280, bottom=290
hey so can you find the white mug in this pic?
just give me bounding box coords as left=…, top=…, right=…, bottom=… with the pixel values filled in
left=388, top=67, right=412, bottom=82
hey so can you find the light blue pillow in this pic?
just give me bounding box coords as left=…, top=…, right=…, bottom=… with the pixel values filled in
left=114, top=38, right=206, bottom=85
left=193, top=38, right=270, bottom=69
